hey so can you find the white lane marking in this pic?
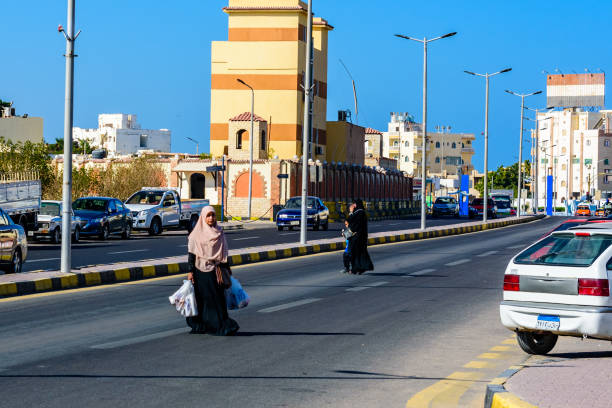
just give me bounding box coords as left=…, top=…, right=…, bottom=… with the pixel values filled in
left=233, top=236, right=261, bottom=241
left=477, top=250, right=498, bottom=257
left=445, top=259, right=470, bottom=266
left=91, top=328, right=188, bottom=350
left=507, top=245, right=525, bottom=249
left=346, top=281, right=389, bottom=292
left=108, top=249, right=149, bottom=255
left=279, top=232, right=299, bottom=236
left=27, top=257, right=61, bottom=263
left=258, top=298, right=321, bottom=313
left=387, top=222, right=401, bottom=226
left=405, top=268, right=436, bottom=277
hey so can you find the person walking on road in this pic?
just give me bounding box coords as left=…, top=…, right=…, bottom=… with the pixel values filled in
left=341, top=220, right=353, bottom=274
left=186, top=206, right=239, bottom=336
left=346, top=199, right=373, bottom=275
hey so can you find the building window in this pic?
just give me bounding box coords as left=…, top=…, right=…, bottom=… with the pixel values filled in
left=139, top=134, right=148, bottom=148
left=260, top=130, right=266, bottom=151
left=236, top=129, right=246, bottom=150
left=435, top=157, right=440, bottom=163
left=396, top=127, right=399, bottom=132
left=586, top=140, right=591, bottom=146
left=605, top=140, right=610, bottom=147
left=404, top=141, right=409, bottom=147
left=561, top=146, right=566, bottom=154
left=405, top=156, right=409, bottom=162
left=452, top=142, right=456, bottom=148
left=435, top=142, right=440, bottom=148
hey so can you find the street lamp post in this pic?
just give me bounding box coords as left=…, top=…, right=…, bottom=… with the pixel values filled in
left=505, top=89, right=542, bottom=217
left=185, top=137, right=199, bottom=155
left=395, top=31, right=457, bottom=230
left=464, top=68, right=511, bottom=222
left=237, top=78, right=255, bottom=220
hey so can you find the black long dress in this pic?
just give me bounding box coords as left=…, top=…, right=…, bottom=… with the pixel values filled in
left=186, top=253, right=239, bottom=336
left=347, top=208, right=374, bottom=274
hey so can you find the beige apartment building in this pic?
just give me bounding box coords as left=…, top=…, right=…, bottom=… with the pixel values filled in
left=0, top=105, right=43, bottom=145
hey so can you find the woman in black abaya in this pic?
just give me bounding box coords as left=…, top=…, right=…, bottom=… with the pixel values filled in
left=346, top=199, right=374, bottom=274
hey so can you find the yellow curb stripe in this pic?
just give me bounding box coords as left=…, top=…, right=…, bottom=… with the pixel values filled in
left=34, top=278, right=52, bottom=292
left=501, top=338, right=515, bottom=345
left=491, top=390, right=538, bottom=408
left=490, top=346, right=511, bottom=352
left=142, top=265, right=156, bottom=278
left=405, top=371, right=483, bottom=408
left=463, top=360, right=491, bottom=369
left=167, top=263, right=180, bottom=274
left=313, top=244, right=321, bottom=252
left=114, top=268, right=131, bottom=282
left=250, top=252, right=260, bottom=262
left=0, top=283, right=18, bottom=296
left=231, top=254, right=243, bottom=265
left=330, top=242, right=337, bottom=250
left=298, top=247, right=307, bottom=255
left=85, top=272, right=101, bottom=286
left=267, top=250, right=277, bottom=260
left=478, top=352, right=502, bottom=359
left=283, top=248, right=292, bottom=257
left=60, top=275, right=78, bottom=289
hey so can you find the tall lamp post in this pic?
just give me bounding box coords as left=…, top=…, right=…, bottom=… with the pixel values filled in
left=464, top=68, right=512, bottom=222
left=505, top=89, right=542, bottom=217
left=395, top=31, right=457, bottom=230
left=185, top=137, right=199, bottom=155
left=237, top=78, right=255, bottom=220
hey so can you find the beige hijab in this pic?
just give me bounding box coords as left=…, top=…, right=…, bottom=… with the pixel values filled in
left=188, top=206, right=228, bottom=272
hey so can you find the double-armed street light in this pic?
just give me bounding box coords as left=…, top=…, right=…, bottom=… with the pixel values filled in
left=505, top=89, right=542, bottom=217
left=394, top=31, right=457, bottom=230
left=464, top=68, right=512, bottom=222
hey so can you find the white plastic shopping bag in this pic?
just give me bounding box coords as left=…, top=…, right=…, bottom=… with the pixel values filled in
left=225, top=276, right=250, bottom=310
left=169, top=280, right=198, bottom=317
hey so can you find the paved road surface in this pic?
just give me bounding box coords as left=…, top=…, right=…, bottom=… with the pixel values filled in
left=0, top=216, right=563, bottom=407
left=22, top=216, right=473, bottom=273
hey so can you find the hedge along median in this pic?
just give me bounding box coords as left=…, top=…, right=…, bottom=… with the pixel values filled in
left=0, top=215, right=545, bottom=298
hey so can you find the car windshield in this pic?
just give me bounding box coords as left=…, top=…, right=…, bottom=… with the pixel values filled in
left=73, top=198, right=107, bottom=212
left=435, top=198, right=455, bottom=204
left=285, top=198, right=316, bottom=209
left=578, top=205, right=589, bottom=210
left=40, top=202, right=61, bottom=216
left=492, top=196, right=511, bottom=202
left=514, top=233, right=612, bottom=267
left=496, top=201, right=511, bottom=209
left=126, top=191, right=164, bottom=205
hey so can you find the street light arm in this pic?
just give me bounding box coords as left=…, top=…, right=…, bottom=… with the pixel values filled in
left=394, top=33, right=423, bottom=42
left=490, top=67, right=512, bottom=76
left=236, top=78, right=253, bottom=91
left=429, top=32, right=457, bottom=42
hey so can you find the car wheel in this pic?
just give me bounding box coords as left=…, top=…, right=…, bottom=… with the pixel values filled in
left=313, top=218, right=320, bottom=231
left=277, top=226, right=283, bottom=231
left=72, top=227, right=80, bottom=243
left=8, top=250, right=22, bottom=274
left=187, top=215, right=198, bottom=233
left=322, top=220, right=329, bottom=231
left=516, top=331, right=558, bottom=355
left=99, top=224, right=110, bottom=240
left=149, top=217, right=162, bottom=236
left=122, top=223, right=131, bottom=239
left=51, top=227, right=61, bottom=244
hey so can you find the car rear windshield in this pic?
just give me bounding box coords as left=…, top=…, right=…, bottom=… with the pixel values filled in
left=73, top=198, right=108, bottom=212
left=496, top=201, right=511, bottom=209
left=40, top=202, right=61, bottom=216
left=472, top=199, right=494, bottom=206
left=285, top=198, right=316, bottom=209
left=553, top=222, right=587, bottom=232
left=514, top=233, right=612, bottom=267
left=126, top=191, right=164, bottom=205
left=435, top=198, right=455, bottom=204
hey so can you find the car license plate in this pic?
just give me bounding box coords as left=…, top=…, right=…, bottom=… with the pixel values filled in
left=536, top=315, right=560, bottom=330
left=27, top=231, right=34, bottom=237
left=290, top=221, right=299, bottom=226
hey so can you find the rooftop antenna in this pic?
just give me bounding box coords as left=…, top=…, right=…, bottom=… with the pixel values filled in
left=339, top=59, right=358, bottom=125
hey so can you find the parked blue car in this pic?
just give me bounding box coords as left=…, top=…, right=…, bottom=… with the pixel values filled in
left=276, top=196, right=329, bottom=231
left=72, top=197, right=133, bottom=240
left=431, top=196, right=459, bottom=218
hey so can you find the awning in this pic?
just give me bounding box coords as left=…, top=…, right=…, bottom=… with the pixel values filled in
left=172, top=161, right=216, bottom=173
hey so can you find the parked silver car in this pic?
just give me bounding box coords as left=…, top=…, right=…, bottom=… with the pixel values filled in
left=32, top=200, right=80, bottom=243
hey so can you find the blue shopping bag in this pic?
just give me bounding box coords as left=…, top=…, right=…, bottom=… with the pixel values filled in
left=225, top=276, right=250, bottom=310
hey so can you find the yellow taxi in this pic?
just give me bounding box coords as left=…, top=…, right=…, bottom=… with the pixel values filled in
left=576, top=203, right=592, bottom=216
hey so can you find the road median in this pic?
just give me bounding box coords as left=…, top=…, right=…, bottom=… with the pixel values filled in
left=0, top=215, right=545, bottom=298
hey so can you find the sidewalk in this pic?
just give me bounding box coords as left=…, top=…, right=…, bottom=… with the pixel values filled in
left=503, top=337, right=612, bottom=408
left=0, top=215, right=543, bottom=297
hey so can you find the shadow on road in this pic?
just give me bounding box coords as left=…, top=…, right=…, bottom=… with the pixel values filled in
left=236, top=331, right=364, bottom=337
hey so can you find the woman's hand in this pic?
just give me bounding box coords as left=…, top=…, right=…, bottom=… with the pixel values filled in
left=187, top=272, right=194, bottom=283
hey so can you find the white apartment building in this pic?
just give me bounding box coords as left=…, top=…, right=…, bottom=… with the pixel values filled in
left=535, top=108, right=612, bottom=202
left=73, top=114, right=171, bottom=155
left=381, top=112, right=475, bottom=176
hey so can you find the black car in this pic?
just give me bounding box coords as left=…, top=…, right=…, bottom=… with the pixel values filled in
left=276, top=196, right=329, bottom=231
left=72, top=197, right=133, bottom=240
left=0, top=207, right=27, bottom=273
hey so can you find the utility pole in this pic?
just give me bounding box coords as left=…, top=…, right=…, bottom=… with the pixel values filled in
left=300, top=0, right=313, bottom=245
left=59, top=0, right=80, bottom=275
left=395, top=31, right=457, bottom=230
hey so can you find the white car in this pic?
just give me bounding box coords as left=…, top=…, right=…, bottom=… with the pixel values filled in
left=500, top=223, right=612, bottom=354
left=32, top=200, right=80, bottom=243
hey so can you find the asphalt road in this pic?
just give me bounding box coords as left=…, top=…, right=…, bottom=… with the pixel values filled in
left=0, top=216, right=566, bottom=407
left=22, top=215, right=474, bottom=273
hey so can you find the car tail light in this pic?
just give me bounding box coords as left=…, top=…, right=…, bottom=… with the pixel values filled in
left=578, top=279, right=610, bottom=296
left=503, top=274, right=520, bottom=291
left=575, top=232, right=591, bottom=237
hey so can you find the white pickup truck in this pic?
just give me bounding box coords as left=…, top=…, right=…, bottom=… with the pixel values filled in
left=0, top=175, right=40, bottom=234
left=124, top=188, right=209, bottom=235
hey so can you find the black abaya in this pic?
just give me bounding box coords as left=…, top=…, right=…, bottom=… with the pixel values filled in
left=347, top=208, right=374, bottom=273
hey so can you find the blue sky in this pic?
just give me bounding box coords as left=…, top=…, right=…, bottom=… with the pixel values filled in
left=2, top=1, right=610, bottom=171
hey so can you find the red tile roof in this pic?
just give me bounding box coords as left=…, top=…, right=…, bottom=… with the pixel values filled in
left=229, top=112, right=267, bottom=122
left=365, top=127, right=382, bottom=135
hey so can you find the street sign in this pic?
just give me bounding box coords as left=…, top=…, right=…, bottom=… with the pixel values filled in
left=277, top=173, right=289, bottom=179
left=206, top=165, right=226, bottom=172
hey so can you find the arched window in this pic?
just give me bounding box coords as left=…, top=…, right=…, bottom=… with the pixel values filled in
left=404, top=141, right=409, bottom=147
left=260, top=130, right=267, bottom=151
left=405, top=156, right=409, bottom=162
left=561, top=146, right=567, bottom=154
left=435, top=142, right=440, bottom=148
left=236, top=129, right=246, bottom=150
left=435, top=157, right=440, bottom=163
left=452, top=142, right=456, bottom=148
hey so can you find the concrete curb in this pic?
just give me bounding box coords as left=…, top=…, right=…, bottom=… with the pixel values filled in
left=0, top=215, right=545, bottom=298
left=484, top=365, right=537, bottom=408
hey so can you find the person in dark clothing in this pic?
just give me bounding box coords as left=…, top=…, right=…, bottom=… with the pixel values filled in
left=346, top=199, right=373, bottom=274
left=186, top=206, right=239, bottom=336
left=341, top=220, right=352, bottom=273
